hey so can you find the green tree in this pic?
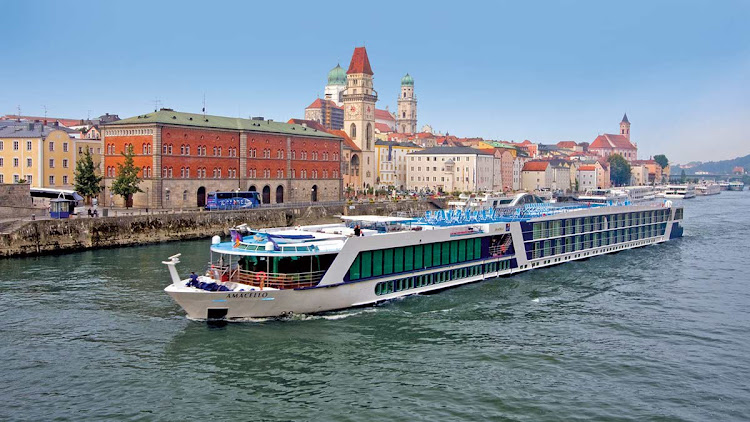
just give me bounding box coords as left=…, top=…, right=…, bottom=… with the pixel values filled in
left=608, top=153, right=632, bottom=186
left=74, top=146, right=103, bottom=204
left=653, top=154, right=669, bottom=170
left=111, top=145, right=142, bottom=208
left=680, top=169, right=687, bottom=183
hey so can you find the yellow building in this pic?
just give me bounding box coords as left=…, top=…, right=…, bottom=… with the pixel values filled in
left=0, top=121, right=98, bottom=188
left=375, top=140, right=422, bottom=188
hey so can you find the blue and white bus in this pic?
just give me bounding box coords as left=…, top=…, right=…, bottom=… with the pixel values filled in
left=205, top=191, right=261, bottom=210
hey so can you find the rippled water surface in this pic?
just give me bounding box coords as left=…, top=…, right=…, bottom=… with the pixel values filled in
left=2, top=194, right=750, bottom=421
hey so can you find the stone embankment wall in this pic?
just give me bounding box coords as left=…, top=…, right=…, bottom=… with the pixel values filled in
left=0, top=183, right=39, bottom=219
left=0, top=200, right=443, bottom=257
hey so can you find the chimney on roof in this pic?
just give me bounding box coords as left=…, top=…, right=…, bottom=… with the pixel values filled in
left=28, top=123, right=34, bottom=131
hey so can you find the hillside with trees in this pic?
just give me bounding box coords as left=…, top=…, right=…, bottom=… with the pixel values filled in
left=676, top=153, right=750, bottom=174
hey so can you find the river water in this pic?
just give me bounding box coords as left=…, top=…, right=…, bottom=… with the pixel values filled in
left=1, top=193, right=749, bottom=421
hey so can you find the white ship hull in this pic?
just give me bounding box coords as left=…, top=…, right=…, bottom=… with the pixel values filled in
left=165, top=202, right=684, bottom=320
left=166, top=236, right=670, bottom=319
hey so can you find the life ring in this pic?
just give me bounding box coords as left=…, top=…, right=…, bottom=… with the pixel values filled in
left=255, top=271, right=267, bottom=284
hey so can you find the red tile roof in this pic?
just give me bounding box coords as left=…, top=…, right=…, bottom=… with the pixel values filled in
left=374, top=123, right=392, bottom=133
left=522, top=161, right=549, bottom=171
left=374, top=108, right=394, bottom=121
left=578, top=165, right=597, bottom=171
left=0, top=115, right=81, bottom=127
left=328, top=129, right=360, bottom=151
left=556, top=141, right=577, bottom=149
left=346, top=47, right=374, bottom=75
left=306, top=98, right=341, bottom=110
left=590, top=134, right=636, bottom=150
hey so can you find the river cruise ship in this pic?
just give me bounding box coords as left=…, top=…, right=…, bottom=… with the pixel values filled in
left=695, top=183, right=721, bottom=196
left=728, top=181, right=745, bottom=191
left=660, top=185, right=696, bottom=199
left=164, top=200, right=684, bottom=320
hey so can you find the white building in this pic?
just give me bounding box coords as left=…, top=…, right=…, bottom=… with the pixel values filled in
left=407, top=146, right=495, bottom=193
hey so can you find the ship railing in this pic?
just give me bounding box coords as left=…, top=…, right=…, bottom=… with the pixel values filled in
left=231, top=269, right=326, bottom=290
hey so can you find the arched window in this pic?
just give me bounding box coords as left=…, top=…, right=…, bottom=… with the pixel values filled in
left=350, top=123, right=356, bottom=139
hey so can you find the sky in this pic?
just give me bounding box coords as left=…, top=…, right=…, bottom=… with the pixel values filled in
left=1, top=0, right=748, bottom=164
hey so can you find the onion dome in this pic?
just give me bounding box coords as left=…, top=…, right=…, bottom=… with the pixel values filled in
left=327, top=64, right=346, bottom=86
left=401, top=73, right=414, bottom=86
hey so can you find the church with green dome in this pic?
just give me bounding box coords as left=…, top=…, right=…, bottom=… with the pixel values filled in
left=307, top=49, right=417, bottom=135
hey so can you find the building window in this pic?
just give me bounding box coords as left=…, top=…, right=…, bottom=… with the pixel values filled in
left=14, top=141, right=19, bottom=150
left=26, top=158, right=32, bottom=167
left=63, top=142, right=68, bottom=152
left=49, top=142, right=54, bottom=151
left=26, top=141, right=32, bottom=151
left=62, top=159, right=68, bottom=168
left=49, top=175, right=55, bottom=185
left=63, top=175, right=68, bottom=185
left=49, top=159, right=54, bottom=168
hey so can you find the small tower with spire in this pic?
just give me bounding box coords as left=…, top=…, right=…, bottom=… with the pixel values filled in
left=620, top=113, right=631, bottom=140
left=397, top=73, right=417, bottom=134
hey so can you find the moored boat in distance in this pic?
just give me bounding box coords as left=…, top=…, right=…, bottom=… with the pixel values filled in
left=660, top=184, right=696, bottom=199
left=695, top=183, right=721, bottom=196
left=718, top=181, right=731, bottom=191
left=164, top=200, right=685, bottom=320
left=728, top=181, right=745, bottom=191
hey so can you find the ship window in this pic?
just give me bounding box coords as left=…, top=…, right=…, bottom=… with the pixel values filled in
left=450, top=240, right=459, bottom=264
left=458, top=240, right=467, bottom=262
left=414, top=245, right=423, bottom=269
left=434, top=243, right=443, bottom=266
left=441, top=242, right=450, bottom=265
left=466, top=240, right=475, bottom=261
left=394, top=247, right=404, bottom=273
left=372, top=250, right=383, bottom=277
left=361, top=251, right=372, bottom=278
left=404, top=246, right=414, bottom=271
left=349, top=255, right=361, bottom=280
left=383, top=248, right=394, bottom=275
left=474, top=238, right=482, bottom=259
left=423, top=244, right=433, bottom=268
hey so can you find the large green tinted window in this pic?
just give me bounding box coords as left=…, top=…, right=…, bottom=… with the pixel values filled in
left=414, top=245, right=423, bottom=269
left=350, top=254, right=361, bottom=280
left=458, top=240, right=467, bottom=262
left=383, top=248, right=393, bottom=275
left=361, top=251, right=372, bottom=278
left=474, top=238, right=481, bottom=258
left=372, top=250, right=383, bottom=277
left=441, top=242, right=450, bottom=265
left=394, top=247, right=404, bottom=273
left=404, top=246, right=414, bottom=271
left=450, top=240, right=459, bottom=263
left=424, top=244, right=433, bottom=268
left=466, top=240, right=475, bottom=261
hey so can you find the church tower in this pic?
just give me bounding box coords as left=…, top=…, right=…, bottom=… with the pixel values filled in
left=397, top=73, right=417, bottom=134
left=620, top=113, right=630, bottom=140
left=324, top=63, right=346, bottom=106
left=342, top=46, right=377, bottom=188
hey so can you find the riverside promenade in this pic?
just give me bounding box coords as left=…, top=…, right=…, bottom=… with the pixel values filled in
left=0, top=199, right=444, bottom=257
